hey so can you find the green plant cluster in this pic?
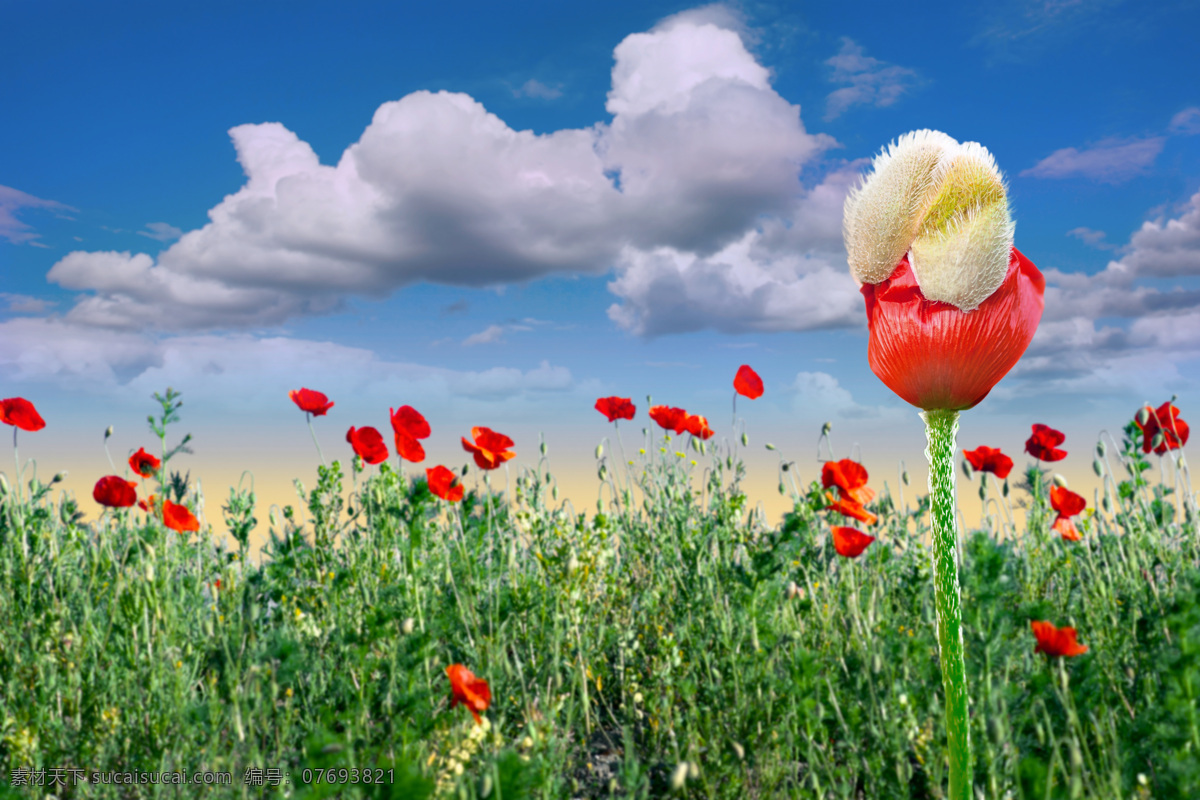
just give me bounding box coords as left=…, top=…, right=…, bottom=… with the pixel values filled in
left=0, top=392, right=1197, bottom=799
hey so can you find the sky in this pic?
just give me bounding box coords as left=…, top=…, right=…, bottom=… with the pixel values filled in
left=3, top=0, right=1198, bottom=554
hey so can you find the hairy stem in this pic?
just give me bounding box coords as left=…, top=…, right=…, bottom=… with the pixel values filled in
left=921, top=408, right=972, bottom=799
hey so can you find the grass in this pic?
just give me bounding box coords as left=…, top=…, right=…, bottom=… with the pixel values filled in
left=1, top=390, right=1198, bottom=800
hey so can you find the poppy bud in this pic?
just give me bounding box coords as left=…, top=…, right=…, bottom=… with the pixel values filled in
left=552, top=486, right=559, bottom=501
left=541, top=440, right=548, bottom=456
left=902, top=470, right=910, bottom=486
left=781, top=462, right=790, bottom=472
left=690, top=437, right=700, bottom=453
left=979, top=484, right=987, bottom=501
left=1151, top=432, right=1165, bottom=451
left=1102, top=494, right=1112, bottom=513
left=52, top=472, right=66, bottom=484
left=0, top=474, right=7, bottom=496
left=671, top=762, right=689, bottom=792
left=765, top=442, right=776, bottom=451
left=699, top=440, right=707, bottom=455
left=1002, top=480, right=1009, bottom=497
left=105, top=425, right=114, bottom=440
left=979, top=473, right=988, bottom=488
left=778, top=482, right=786, bottom=495
left=595, top=444, right=603, bottom=459
left=1093, top=459, right=1104, bottom=477
left=598, top=465, right=608, bottom=481
left=962, top=459, right=974, bottom=480
left=1052, top=474, right=1068, bottom=488
left=741, top=433, right=749, bottom=446
left=1096, top=441, right=1106, bottom=458
left=462, top=464, right=469, bottom=476
left=1136, top=407, right=1151, bottom=426
left=821, top=422, right=832, bottom=436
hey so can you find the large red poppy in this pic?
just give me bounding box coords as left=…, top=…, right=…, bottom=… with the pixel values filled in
left=649, top=405, right=689, bottom=434
left=684, top=414, right=714, bottom=440
left=962, top=445, right=1013, bottom=480
left=1031, top=620, right=1088, bottom=658
left=129, top=447, right=161, bottom=478
left=93, top=476, right=138, bottom=508
left=734, top=365, right=763, bottom=400
left=446, top=663, right=491, bottom=725
left=831, top=526, right=876, bottom=558
left=462, top=427, right=515, bottom=470
left=825, top=492, right=878, bottom=526
left=346, top=426, right=389, bottom=465
left=859, top=249, right=1044, bottom=411
left=1050, top=485, right=1087, bottom=542
left=0, top=397, right=46, bottom=432
left=163, top=500, right=200, bottom=533
left=1025, top=424, right=1067, bottom=462
left=595, top=396, right=636, bottom=423
left=427, top=465, right=464, bottom=503
left=821, top=459, right=875, bottom=506
left=289, top=388, right=334, bottom=416
left=1135, top=401, right=1190, bottom=455
left=390, top=406, right=431, bottom=463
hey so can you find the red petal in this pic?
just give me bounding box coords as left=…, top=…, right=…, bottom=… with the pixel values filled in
left=860, top=248, right=1045, bottom=411
left=733, top=365, right=764, bottom=399
left=0, top=397, right=47, bottom=432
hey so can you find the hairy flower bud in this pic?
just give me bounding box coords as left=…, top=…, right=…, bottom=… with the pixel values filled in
left=1052, top=474, right=1068, bottom=488
left=1093, top=458, right=1104, bottom=477
left=962, top=459, right=974, bottom=480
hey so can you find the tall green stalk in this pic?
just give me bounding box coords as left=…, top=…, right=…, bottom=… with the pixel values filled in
left=921, top=408, right=972, bottom=799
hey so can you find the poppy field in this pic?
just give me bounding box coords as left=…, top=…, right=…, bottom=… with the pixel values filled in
left=0, top=376, right=1197, bottom=800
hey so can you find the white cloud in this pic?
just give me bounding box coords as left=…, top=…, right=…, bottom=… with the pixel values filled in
left=1168, top=106, right=1200, bottom=135
left=823, top=38, right=920, bottom=120
left=462, top=325, right=508, bottom=346
left=1066, top=226, right=1116, bottom=250
left=0, top=185, right=77, bottom=245
left=42, top=13, right=834, bottom=336
left=0, top=293, right=55, bottom=314
left=1118, top=190, right=1200, bottom=277
left=514, top=79, right=563, bottom=100
left=138, top=222, right=184, bottom=242
left=789, top=371, right=905, bottom=421
left=1020, top=136, right=1165, bottom=183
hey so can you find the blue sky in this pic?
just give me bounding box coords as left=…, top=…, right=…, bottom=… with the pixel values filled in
left=3, top=0, right=1198, bottom=542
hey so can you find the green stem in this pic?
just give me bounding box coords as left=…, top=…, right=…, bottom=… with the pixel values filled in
left=306, top=413, right=326, bottom=467
left=921, top=408, right=972, bottom=800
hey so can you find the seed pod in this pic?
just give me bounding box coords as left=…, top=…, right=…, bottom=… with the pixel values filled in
left=1052, top=474, right=1068, bottom=488
left=595, top=443, right=604, bottom=459
left=741, top=432, right=749, bottom=446
left=1093, top=458, right=1104, bottom=477
left=962, top=459, right=974, bottom=480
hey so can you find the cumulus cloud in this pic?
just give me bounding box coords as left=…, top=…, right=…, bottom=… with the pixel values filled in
left=0, top=185, right=77, bottom=245
left=1168, top=106, right=1200, bottom=135
left=0, top=293, right=55, bottom=314
left=789, top=371, right=905, bottom=421
left=514, top=79, right=563, bottom=100
left=823, top=38, right=920, bottom=120
left=43, top=12, right=835, bottom=335
left=1020, top=136, right=1165, bottom=183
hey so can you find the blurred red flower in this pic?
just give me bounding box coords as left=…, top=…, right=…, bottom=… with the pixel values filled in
left=831, top=526, right=876, bottom=558
left=446, top=663, right=491, bottom=724
left=825, top=492, right=878, bottom=526
left=129, top=447, right=161, bottom=478
left=1025, top=424, right=1067, bottom=462
left=346, top=426, right=389, bottom=465
left=649, top=405, right=689, bottom=434
left=684, top=414, right=714, bottom=440
left=1050, top=485, right=1087, bottom=542
left=163, top=500, right=200, bottom=533
left=1135, top=401, right=1190, bottom=455
left=138, top=494, right=157, bottom=513
left=289, top=388, right=334, bottom=416
left=822, top=458, right=875, bottom=506
left=427, top=465, right=464, bottom=503
left=0, top=397, right=46, bottom=432
left=733, top=365, right=763, bottom=400
left=391, top=406, right=431, bottom=463
left=1031, top=620, right=1088, bottom=658
left=595, top=396, right=636, bottom=423
left=962, top=445, right=1013, bottom=480
left=93, top=476, right=138, bottom=508
left=462, top=427, right=515, bottom=470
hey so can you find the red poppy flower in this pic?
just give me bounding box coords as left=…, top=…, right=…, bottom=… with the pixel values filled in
left=0, top=397, right=46, bottom=432
left=831, top=526, right=876, bottom=558
left=1135, top=401, right=1190, bottom=455
left=825, top=492, right=879, bottom=526
left=734, top=365, right=764, bottom=400
left=138, top=494, right=157, bottom=513
left=859, top=249, right=1045, bottom=411
left=1050, top=485, right=1087, bottom=542
left=1031, top=620, right=1088, bottom=658
left=93, top=475, right=138, bottom=508
left=649, top=405, right=689, bottom=434
left=162, top=499, right=200, bottom=533
left=390, top=406, right=431, bottom=463
left=289, top=388, right=334, bottom=416
left=962, top=445, right=1013, bottom=480
left=446, top=664, right=491, bottom=725
left=345, top=426, right=389, bottom=465
left=595, top=396, right=636, bottom=423
left=462, top=427, right=515, bottom=470
left=128, top=447, right=161, bottom=478
left=427, top=465, right=464, bottom=503
left=821, top=459, right=875, bottom=506
left=684, top=414, right=714, bottom=440
left=1025, top=424, right=1067, bottom=462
